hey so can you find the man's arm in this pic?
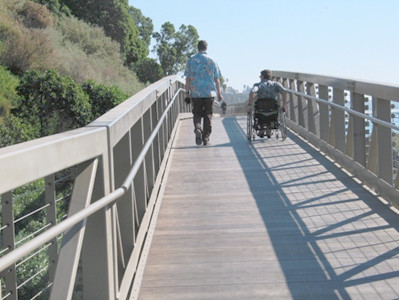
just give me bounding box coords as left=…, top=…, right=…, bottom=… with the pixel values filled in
left=185, top=77, right=191, bottom=96
left=247, top=92, right=255, bottom=113
left=281, top=90, right=287, bottom=112
left=215, top=78, right=223, bottom=101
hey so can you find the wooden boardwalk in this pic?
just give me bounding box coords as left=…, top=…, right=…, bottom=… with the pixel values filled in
left=136, top=116, right=399, bottom=299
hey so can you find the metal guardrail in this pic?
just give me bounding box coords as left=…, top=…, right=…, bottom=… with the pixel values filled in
left=1, top=70, right=399, bottom=299
left=272, top=71, right=399, bottom=206
left=214, top=101, right=247, bottom=117
left=0, top=76, right=189, bottom=299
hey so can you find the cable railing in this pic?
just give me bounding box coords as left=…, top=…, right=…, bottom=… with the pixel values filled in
left=272, top=71, right=399, bottom=206
left=1, top=71, right=398, bottom=299
left=213, top=100, right=248, bottom=117
left=0, top=76, right=189, bottom=299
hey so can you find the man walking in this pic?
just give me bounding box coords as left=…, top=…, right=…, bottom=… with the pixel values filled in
left=184, top=40, right=223, bottom=146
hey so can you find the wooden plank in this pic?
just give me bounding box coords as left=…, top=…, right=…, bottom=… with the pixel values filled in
left=138, top=116, right=399, bottom=300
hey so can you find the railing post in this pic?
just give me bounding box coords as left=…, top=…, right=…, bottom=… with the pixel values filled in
left=143, top=108, right=155, bottom=199
left=1, top=192, right=17, bottom=300
left=288, top=79, right=297, bottom=123
left=351, top=92, right=366, bottom=166
left=131, top=119, right=147, bottom=223
left=330, top=88, right=345, bottom=152
left=376, top=98, right=393, bottom=184
left=50, top=159, right=99, bottom=300
left=297, top=81, right=306, bottom=128
left=80, top=155, right=115, bottom=300
left=152, top=102, right=161, bottom=175
left=113, top=132, right=135, bottom=269
left=157, top=94, right=166, bottom=158
left=306, top=82, right=318, bottom=135
left=45, top=175, right=58, bottom=282
left=368, top=99, right=378, bottom=174
left=318, top=85, right=329, bottom=142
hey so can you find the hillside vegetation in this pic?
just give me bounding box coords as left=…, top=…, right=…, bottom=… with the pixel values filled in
left=0, top=0, right=200, bottom=148
left=0, top=1, right=201, bottom=297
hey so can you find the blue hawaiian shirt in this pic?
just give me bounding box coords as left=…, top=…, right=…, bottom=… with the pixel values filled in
left=184, top=51, right=221, bottom=98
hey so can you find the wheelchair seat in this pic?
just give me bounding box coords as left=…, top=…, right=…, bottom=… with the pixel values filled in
left=254, top=98, right=279, bottom=129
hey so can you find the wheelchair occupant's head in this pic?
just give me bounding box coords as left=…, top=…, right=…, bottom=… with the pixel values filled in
left=260, top=69, right=272, bottom=80
left=198, top=40, right=208, bottom=52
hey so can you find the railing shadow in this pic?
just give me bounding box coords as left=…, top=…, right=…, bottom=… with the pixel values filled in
left=222, top=116, right=399, bottom=299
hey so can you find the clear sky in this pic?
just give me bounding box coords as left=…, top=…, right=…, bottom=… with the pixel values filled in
left=129, top=0, right=399, bottom=92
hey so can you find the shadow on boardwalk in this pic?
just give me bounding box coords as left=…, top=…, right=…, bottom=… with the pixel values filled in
left=223, top=116, right=399, bottom=299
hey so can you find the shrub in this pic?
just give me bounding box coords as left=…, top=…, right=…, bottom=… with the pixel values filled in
left=30, top=0, right=70, bottom=16
left=57, top=15, right=120, bottom=58
left=15, top=69, right=92, bottom=137
left=54, top=16, right=145, bottom=95
left=82, top=80, right=128, bottom=119
left=0, top=16, right=58, bottom=74
left=0, top=99, right=11, bottom=116
left=0, top=114, right=38, bottom=147
left=0, top=0, right=25, bottom=16
left=12, top=178, right=48, bottom=299
left=133, top=58, right=165, bottom=84
left=18, top=1, right=55, bottom=29
left=0, top=65, right=19, bottom=116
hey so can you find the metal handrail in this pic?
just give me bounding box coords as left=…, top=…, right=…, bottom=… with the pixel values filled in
left=0, top=87, right=185, bottom=275
left=287, top=88, right=399, bottom=131
left=13, top=203, right=51, bottom=224
left=0, top=188, right=123, bottom=272
left=273, top=70, right=399, bottom=206
left=122, top=88, right=184, bottom=188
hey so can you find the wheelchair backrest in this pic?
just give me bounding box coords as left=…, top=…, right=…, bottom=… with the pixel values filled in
left=255, top=98, right=278, bottom=111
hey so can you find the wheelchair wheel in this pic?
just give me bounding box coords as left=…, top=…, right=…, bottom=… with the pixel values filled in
left=247, top=113, right=253, bottom=142
left=279, top=112, right=287, bottom=141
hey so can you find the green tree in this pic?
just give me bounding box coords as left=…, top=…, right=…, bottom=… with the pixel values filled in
left=14, top=69, right=92, bottom=137
left=153, top=22, right=199, bottom=75
left=55, top=15, right=144, bottom=95
left=0, top=65, right=19, bottom=116
left=133, top=57, right=165, bottom=84
left=219, top=76, right=227, bottom=91
left=82, top=80, right=128, bottom=119
left=18, top=1, right=56, bottom=29
left=0, top=114, right=38, bottom=147
left=128, top=6, right=153, bottom=49
left=63, top=0, right=147, bottom=65
left=31, top=0, right=70, bottom=16
left=0, top=10, right=57, bottom=75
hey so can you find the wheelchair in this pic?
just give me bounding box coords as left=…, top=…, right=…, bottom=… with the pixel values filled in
left=247, top=98, right=287, bottom=142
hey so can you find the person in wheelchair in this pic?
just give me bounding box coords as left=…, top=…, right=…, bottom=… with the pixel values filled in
left=247, top=69, right=287, bottom=138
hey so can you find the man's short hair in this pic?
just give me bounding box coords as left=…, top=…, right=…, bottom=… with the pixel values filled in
left=198, top=40, right=208, bottom=51
left=261, top=69, right=272, bottom=79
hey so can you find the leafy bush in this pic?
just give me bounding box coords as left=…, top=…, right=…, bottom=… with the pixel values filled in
left=133, top=57, right=165, bottom=84
left=82, top=80, right=128, bottom=119
left=12, top=179, right=49, bottom=299
left=1, top=4, right=145, bottom=95
left=63, top=0, right=147, bottom=66
left=16, top=228, right=49, bottom=299
left=0, top=15, right=57, bottom=74
left=18, top=1, right=55, bottom=29
left=0, top=0, right=25, bottom=16
left=0, top=114, right=38, bottom=147
left=0, top=65, right=19, bottom=116
left=30, top=0, right=70, bottom=16
left=57, top=15, right=120, bottom=58
left=54, top=16, right=145, bottom=95
left=14, top=69, right=92, bottom=137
